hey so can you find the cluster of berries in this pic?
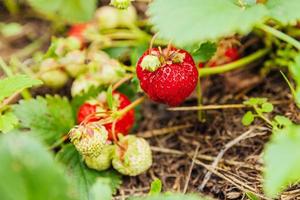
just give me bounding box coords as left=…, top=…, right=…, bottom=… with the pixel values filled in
left=68, top=5, right=137, bottom=48
left=69, top=91, right=152, bottom=176
left=28, top=37, right=125, bottom=95
left=25, top=5, right=138, bottom=92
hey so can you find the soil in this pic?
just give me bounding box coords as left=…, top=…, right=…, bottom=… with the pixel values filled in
left=114, top=71, right=300, bottom=200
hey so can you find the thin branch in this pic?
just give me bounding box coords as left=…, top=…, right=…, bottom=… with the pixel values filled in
left=183, top=145, right=199, bottom=194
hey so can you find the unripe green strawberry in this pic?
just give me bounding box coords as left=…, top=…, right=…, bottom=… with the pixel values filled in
left=39, top=58, right=68, bottom=88
left=40, top=70, right=68, bottom=89
left=84, top=144, right=114, bottom=171
left=112, top=135, right=152, bottom=176
left=52, top=37, right=81, bottom=57
left=71, top=73, right=101, bottom=97
left=88, top=51, right=124, bottom=82
left=60, top=50, right=87, bottom=77
left=95, top=6, right=119, bottom=29
left=118, top=6, right=137, bottom=27
left=99, top=62, right=124, bottom=84
left=69, top=122, right=108, bottom=157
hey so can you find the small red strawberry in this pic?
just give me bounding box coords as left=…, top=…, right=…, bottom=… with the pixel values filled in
left=77, top=100, right=102, bottom=124
left=136, top=47, right=198, bottom=106
left=77, top=92, right=135, bottom=140
left=198, top=62, right=205, bottom=68
left=224, top=47, right=239, bottom=61
left=68, top=23, right=89, bottom=47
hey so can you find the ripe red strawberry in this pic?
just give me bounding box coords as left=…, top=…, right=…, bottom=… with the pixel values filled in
left=77, top=92, right=135, bottom=140
left=77, top=101, right=101, bottom=124
left=68, top=23, right=89, bottom=47
left=136, top=47, right=198, bottom=106
left=224, top=47, right=239, bottom=61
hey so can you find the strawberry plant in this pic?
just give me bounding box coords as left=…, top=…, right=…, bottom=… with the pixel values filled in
left=2, top=0, right=300, bottom=199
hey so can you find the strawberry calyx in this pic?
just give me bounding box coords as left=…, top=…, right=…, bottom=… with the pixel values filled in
left=140, top=47, right=186, bottom=72
left=140, top=55, right=161, bottom=72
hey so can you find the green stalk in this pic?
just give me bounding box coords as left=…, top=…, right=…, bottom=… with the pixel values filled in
left=199, top=48, right=269, bottom=77
left=196, top=77, right=205, bottom=122
left=253, top=106, right=273, bottom=127
left=257, top=24, right=300, bottom=51
left=3, top=0, right=19, bottom=15
left=14, top=38, right=44, bottom=59
left=0, top=58, right=13, bottom=76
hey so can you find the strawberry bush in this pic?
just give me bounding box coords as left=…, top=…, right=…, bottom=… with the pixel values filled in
left=1, top=0, right=300, bottom=199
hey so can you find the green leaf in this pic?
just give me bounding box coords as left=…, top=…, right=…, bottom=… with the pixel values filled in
left=289, top=54, right=300, bottom=106
left=0, top=112, right=18, bottom=133
left=264, top=124, right=300, bottom=197
left=246, top=192, right=260, bottom=200
left=242, top=111, right=255, bottom=126
left=89, top=178, right=112, bottom=200
left=272, top=115, right=292, bottom=130
left=58, top=0, right=97, bottom=23
left=130, top=193, right=208, bottom=200
left=289, top=54, right=300, bottom=85
left=27, top=0, right=97, bottom=23
left=149, top=178, right=162, bottom=195
left=0, top=132, right=75, bottom=200
left=56, top=144, right=122, bottom=200
left=243, top=97, right=267, bottom=106
left=13, top=95, right=74, bottom=145
left=241, top=0, right=257, bottom=7
left=274, top=115, right=292, bottom=126
left=26, top=0, right=61, bottom=13
left=0, top=74, right=42, bottom=102
left=193, top=42, right=217, bottom=62
left=266, top=0, right=300, bottom=25
left=261, top=102, right=274, bottom=113
left=149, top=0, right=268, bottom=44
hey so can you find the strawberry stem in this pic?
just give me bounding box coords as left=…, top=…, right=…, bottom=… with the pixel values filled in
left=257, top=24, right=300, bottom=51
left=199, top=48, right=269, bottom=77
left=149, top=33, right=159, bottom=50
left=111, top=120, right=126, bottom=150
left=115, top=96, right=146, bottom=119
left=112, top=74, right=133, bottom=91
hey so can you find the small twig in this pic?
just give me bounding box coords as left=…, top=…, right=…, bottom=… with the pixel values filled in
left=193, top=159, right=271, bottom=200
left=150, top=146, right=263, bottom=171
left=199, top=127, right=256, bottom=191
left=0, top=89, right=22, bottom=111
left=168, top=100, right=291, bottom=111
left=183, top=145, right=199, bottom=194
left=137, top=124, right=192, bottom=138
